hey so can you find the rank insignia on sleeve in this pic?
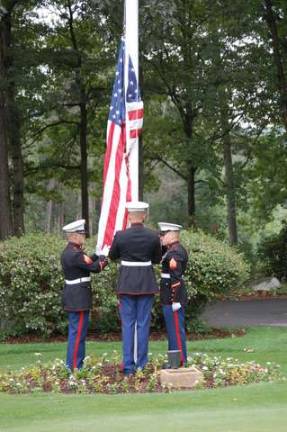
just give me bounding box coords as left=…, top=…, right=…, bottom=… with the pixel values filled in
left=169, top=257, right=177, bottom=270
left=83, top=255, right=93, bottom=265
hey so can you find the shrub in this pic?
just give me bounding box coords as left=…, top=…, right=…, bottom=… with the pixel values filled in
left=0, top=234, right=66, bottom=337
left=0, top=230, right=250, bottom=338
left=181, top=230, right=250, bottom=324
left=91, top=262, right=120, bottom=334
left=257, top=223, right=287, bottom=279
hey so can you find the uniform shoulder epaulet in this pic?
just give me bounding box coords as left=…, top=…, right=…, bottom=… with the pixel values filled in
left=169, top=257, right=177, bottom=270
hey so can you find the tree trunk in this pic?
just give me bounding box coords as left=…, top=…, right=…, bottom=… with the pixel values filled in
left=9, top=93, right=24, bottom=236
left=187, top=164, right=196, bottom=224
left=264, top=0, right=287, bottom=131
left=80, top=91, right=89, bottom=236
left=0, top=103, right=12, bottom=239
left=0, top=11, right=12, bottom=239
left=67, top=2, right=90, bottom=236
left=0, top=3, right=24, bottom=237
left=58, top=202, right=64, bottom=234
left=219, top=90, right=238, bottom=245
left=223, top=136, right=238, bottom=245
left=46, top=179, right=56, bottom=233
left=46, top=199, right=53, bottom=233
left=89, top=192, right=97, bottom=236
left=184, top=113, right=197, bottom=225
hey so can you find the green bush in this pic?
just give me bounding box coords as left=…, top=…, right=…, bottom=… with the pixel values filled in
left=257, top=223, right=287, bottom=279
left=0, top=233, right=122, bottom=338
left=182, top=230, right=249, bottom=297
left=181, top=230, right=250, bottom=324
left=0, top=231, right=250, bottom=338
left=91, top=261, right=120, bottom=334
left=0, top=234, right=66, bottom=337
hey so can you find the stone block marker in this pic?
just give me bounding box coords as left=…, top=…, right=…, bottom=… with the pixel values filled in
left=252, top=277, right=281, bottom=294
left=160, top=367, right=204, bottom=389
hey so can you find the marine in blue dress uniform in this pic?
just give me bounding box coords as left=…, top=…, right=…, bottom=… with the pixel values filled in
left=109, top=202, right=162, bottom=375
left=61, top=219, right=108, bottom=371
left=158, top=222, right=188, bottom=365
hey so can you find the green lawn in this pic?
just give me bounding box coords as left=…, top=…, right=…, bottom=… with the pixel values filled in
left=0, top=327, right=287, bottom=432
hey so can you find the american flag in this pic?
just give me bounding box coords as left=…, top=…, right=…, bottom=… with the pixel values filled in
left=96, top=40, right=143, bottom=254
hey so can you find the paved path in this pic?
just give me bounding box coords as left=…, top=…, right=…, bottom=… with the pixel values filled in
left=200, top=298, right=287, bottom=328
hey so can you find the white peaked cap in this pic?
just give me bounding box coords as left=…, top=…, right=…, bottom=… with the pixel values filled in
left=125, top=201, right=149, bottom=212
left=158, top=222, right=183, bottom=232
left=62, top=219, right=86, bottom=233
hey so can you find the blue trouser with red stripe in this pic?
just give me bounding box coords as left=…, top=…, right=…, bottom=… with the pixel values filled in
left=119, top=294, right=154, bottom=375
left=66, top=311, right=89, bottom=370
left=162, top=305, right=187, bottom=364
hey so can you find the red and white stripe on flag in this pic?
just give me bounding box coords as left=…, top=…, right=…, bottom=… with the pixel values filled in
left=127, top=101, right=144, bottom=139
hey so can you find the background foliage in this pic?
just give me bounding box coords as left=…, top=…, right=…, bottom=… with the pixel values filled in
left=1, top=0, right=287, bottom=255
left=1, top=0, right=287, bottom=337
left=0, top=232, right=249, bottom=338
left=257, top=222, right=287, bottom=280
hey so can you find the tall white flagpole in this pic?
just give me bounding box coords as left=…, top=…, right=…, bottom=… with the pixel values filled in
left=125, top=0, right=139, bottom=367
left=125, top=0, right=139, bottom=202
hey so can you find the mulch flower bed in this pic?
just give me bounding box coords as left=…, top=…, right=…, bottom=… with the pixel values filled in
left=3, top=328, right=246, bottom=344
left=0, top=352, right=282, bottom=394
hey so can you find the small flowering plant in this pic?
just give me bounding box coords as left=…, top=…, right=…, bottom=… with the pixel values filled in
left=187, top=353, right=282, bottom=387
left=0, top=352, right=282, bottom=394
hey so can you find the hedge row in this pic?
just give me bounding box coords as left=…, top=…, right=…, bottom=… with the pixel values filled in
left=0, top=231, right=250, bottom=338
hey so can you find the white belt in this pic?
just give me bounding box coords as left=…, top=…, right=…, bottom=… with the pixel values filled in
left=121, top=260, right=152, bottom=267
left=65, top=277, right=91, bottom=285
left=161, top=273, right=184, bottom=280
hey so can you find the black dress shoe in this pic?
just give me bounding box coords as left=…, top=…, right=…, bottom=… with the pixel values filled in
left=123, top=371, right=135, bottom=377
left=162, top=361, right=171, bottom=369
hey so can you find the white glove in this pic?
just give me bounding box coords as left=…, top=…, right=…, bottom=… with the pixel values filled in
left=172, top=302, right=181, bottom=312
left=96, top=245, right=110, bottom=257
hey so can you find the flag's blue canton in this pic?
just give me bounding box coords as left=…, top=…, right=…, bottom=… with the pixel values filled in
left=109, top=41, right=125, bottom=126
left=126, top=57, right=141, bottom=102
left=109, top=40, right=141, bottom=126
